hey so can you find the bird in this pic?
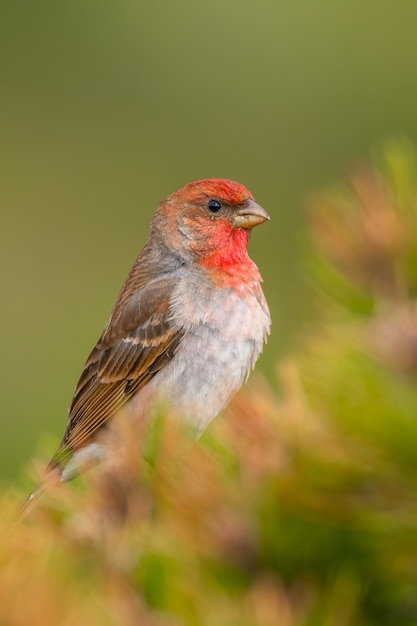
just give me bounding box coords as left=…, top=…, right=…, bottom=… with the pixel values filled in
left=24, top=178, right=270, bottom=511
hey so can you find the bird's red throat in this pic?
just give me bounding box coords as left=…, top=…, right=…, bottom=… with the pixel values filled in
left=199, top=224, right=260, bottom=288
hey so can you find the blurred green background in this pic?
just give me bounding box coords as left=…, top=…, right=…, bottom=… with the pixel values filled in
left=2, top=0, right=417, bottom=481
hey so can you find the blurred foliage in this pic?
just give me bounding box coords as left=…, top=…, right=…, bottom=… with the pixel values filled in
left=2, top=143, right=417, bottom=624
left=3, top=1, right=417, bottom=478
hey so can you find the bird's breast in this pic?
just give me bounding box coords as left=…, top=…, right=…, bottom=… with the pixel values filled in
left=130, top=269, right=270, bottom=433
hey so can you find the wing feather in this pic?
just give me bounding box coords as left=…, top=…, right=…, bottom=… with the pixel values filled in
left=51, top=277, right=183, bottom=467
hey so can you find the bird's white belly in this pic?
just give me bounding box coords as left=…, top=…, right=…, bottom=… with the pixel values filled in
left=133, top=283, right=270, bottom=432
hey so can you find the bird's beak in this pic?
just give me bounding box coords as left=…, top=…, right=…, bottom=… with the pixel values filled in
left=233, top=200, right=270, bottom=229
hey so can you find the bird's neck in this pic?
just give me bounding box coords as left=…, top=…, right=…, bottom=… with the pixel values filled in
left=198, top=228, right=261, bottom=288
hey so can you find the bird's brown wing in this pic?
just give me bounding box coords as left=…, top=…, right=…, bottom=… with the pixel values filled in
left=52, top=277, right=183, bottom=467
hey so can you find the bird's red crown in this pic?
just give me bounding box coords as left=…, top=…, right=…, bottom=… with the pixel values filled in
left=180, top=178, right=254, bottom=205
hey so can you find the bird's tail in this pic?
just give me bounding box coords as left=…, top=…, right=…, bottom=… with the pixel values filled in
left=18, top=444, right=74, bottom=521
left=18, top=465, right=62, bottom=521
left=18, top=442, right=104, bottom=521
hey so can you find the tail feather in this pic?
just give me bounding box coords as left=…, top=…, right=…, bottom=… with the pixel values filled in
left=18, top=466, right=62, bottom=521
left=18, top=443, right=104, bottom=522
left=18, top=444, right=72, bottom=521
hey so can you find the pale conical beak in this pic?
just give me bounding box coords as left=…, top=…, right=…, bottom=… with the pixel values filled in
left=233, top=199, right=270, bottom=229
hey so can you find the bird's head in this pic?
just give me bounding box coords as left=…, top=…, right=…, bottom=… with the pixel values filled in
left=154, top=178, right=270, bottom=268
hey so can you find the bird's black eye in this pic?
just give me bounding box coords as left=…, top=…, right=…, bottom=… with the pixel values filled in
left=207, top=199, right=222, bottom=213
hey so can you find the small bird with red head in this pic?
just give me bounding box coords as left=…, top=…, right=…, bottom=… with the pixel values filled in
left=27, top=178, right=271, bottom=500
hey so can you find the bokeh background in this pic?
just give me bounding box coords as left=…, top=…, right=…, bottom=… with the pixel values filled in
left=2, top=0, right=417, bottom=481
